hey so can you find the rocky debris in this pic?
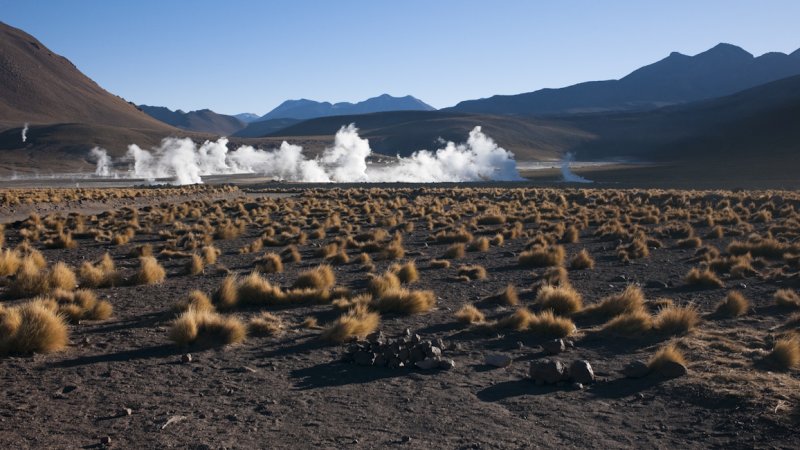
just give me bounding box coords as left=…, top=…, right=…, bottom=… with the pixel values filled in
left=100, top=436, right=112, bottom=446
left=645, top=280, right=669, bottom=289
left=541, top=338, right=566, bottom=355
left=530, top=359, right=597, bottom=385
left=569, top=360, right=595, bottom=384
left=181, top=353, right=192, bottom=364
left=485, top=353, right=513, bottom=368
left=343, top=331, right=453, bottom=370
left=622, top=360, right=651, bottom=378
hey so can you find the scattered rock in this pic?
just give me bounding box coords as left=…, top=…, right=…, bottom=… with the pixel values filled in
left=484, top=353, right=513, bottom=368
left=181, top=354, right=192, bottom=364
left=100, top=436, right=112, bottom=446
left=438, top=358, right=456, bottom=370
left=569, top=360, right=595, bottom=384
left=656, top=360, right=688, bottom=378
left=415, top=358, right=440, bottom=370
left=541, top=339, right=566, bottom=355
left=622, top=360, right=651, bottom=378
left=612, top=275, right=627, bottom=282
left=645, top=280, right=668, bottom=289
left=571, top=382, right=584, bottom=390
left=344, top=332, right=452, bottom=370
left=529, top=359, right=568, bottom=384
left=122, top=408, right=133, bottom=417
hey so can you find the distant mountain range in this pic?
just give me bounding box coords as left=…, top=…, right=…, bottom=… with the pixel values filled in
left=258, top=94, right=435, bottom=121
left=138, top=105, right=245, bottom=135
left=448, top=43, right=800, bottom=115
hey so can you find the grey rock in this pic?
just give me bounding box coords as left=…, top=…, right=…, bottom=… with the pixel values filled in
left=645, top=280, right=668, bottom=289
left=100, top=436, right=112, bottom=446
left=569, top=360, right=595, bottom=384
left=415, top=358, right=440, bottom=370
left=529, top=359, right=568, bottom=384
left=438, top=358, right=456, bottom=370
left=622, top=360, right=651, bottom=378
left=426, top=346, right=442, bottom=358
left=410, top=347, right=426, bottom=362
left=181, top=353, right=192, bottom=363
left=612, top=275, right=627, bottom=282
left=656, top=360, right=688, bottom=378
left=541, top=339, right=566, bottom=355
left=484, top=353, right=513, bottom=368
left=571, top=382, right=584, bottom=390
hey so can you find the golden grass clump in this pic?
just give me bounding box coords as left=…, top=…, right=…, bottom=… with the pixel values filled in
left=213, top=275, right=239, bottom=310
left=468, top=237, right=490, bottom=252
left=368, top=272, right=402, bottom=297
left=569, top=249, right=595, bottom=270
left=174, top=290, right=215, bottom=313
left=443, top=243, right=466, bottom=259
left=775, top=289, right=800, bottom=308
left=653, top=305, right=700, bottom=335
left=648, top=344, right=687, bottom=373
left=292, top=265, right=335, bottom=290
left=581, top=285, right=645, bottom=319
left=483, top=284, right=519, bottom=306
left=495, top=308, right=576, bottom=337
left=518, top=245, right=565, bottom=268
left=0, top=248, right=21, bottom=276
left=237, top=272, right=285, bottom=306
left=685, top=267, right=724, bottom=289
left=602, top=310, right=654, bottom=336
left=248, top=312, right=285, bottom=336
left=255, top=252, right=284, bottom=273
left=281, top=244, right=302, bottom=263
left=430, top=259, right=451, bottom=269
left=169, top=309, right=246, bottom=347
left=134, top=256, right=166, bottom=285
left=535, top=284, right=583, bottom=315
left=79, top=254, right=119, bottom=288
left=202, top=245, right=220, bottom=264
left=186, top=253, right=205, bottom=275
left=53, top=289, right=113, bottom=322
left=48, top=262, right=77, bottom=291
left=392, top=261, right=419, bottom=284
left=457, top=264, right=488, bottom=281
left=372, top=288, right=436, bottom=314
left=455, top=304, right=485, bottom=324
left=767, top=337, right=800, bottom=370
left=321, top=305, right=380, bottom=343
left=0, top=300, right=69, bottom=354
left=715, top=291, right=749, bottom=317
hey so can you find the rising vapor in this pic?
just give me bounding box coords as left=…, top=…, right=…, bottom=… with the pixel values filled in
left=560, top=152, right=592, bottom=183
left=21, top=123, right=28, bottom=143
left=92, top=125, right=523, bottom=185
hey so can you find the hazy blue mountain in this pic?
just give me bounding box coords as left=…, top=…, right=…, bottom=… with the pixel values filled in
left=139, top=105, right=246, bottom=135
left=234, top=113, right=262, bottom=123
left=448, top=43, right=800, bottom=115
left=258, top=94, right=435, bottom=121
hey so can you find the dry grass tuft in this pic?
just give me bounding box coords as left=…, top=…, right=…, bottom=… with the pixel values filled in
left=457, top=264, right=488, bottom=281
left=373, top=288, right=436, bottom=314
left=186, top=254, right=205, bottom=275
left=392, top=261, right=419, bottom=284
left=685, top=267, right=724, bottom=289
left=495, top=308, right=576, bottom=337
left=569, top=249, right=595, bottom=270
left=0, top=248, right=21, bottom=276
left=581, top=285, right=645, bottom=319
left=648, top=344, right=687, bottom=373
left=519, top=245, right=565, bottom=267
left=321, top=305, right=380, bottom=342
left=213, top=275, right=239, bottom=310
left=368, top=272, right=402, bottom=297
left=169, top=309, right=246, bottom=347
left=134, top=256, right=166, bottom=285
left=602, top=310, right=654, bottom=335
left=767, top=337, right=800, bottom=370
left=430, top=259, right=451, bottom=269
left=715, top=291, right=749, bottom=317
left=535, top=284, right=583, bottom=315
left=468, top=237, right=490, bottom=252
left=455, top=304, right=485, bottom=324
left=653, top=305, right=700, bottom=335
left=292, top=265, right=335, bottom=290
left=255, top=253, right=284, bottom=273
left=0, top=300, right=69, bottom=354
left=483, top=284, right=519, bottom=306
left=443, top=243, right=466, bottom=259
left=237, top=272, right=284, bottom=306
left=248, top=312, right=284, bottom=336
left=174, top=290, right=215, bottom=313
left=775, top=289, right=800, bottom=308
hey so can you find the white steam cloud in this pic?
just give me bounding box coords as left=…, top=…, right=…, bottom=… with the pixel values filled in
left=21, top=123, right=28, bottom=143
left=561, top=152, right=592, bottom=183
left=90, top=147, right=112, bottom=177
left=90, top=125, right=523, bottom=185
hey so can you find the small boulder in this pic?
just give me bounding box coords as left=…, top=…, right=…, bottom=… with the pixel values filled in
left=485, top=353, right=513, bottom=368
left=541, top=339, right=566, bottom=355
left=529, top=359, right=568, bottom=384
left=622, top=360, right=651, bottom=378
left=569, top=360, right=595, bottom=384
left=656, top=360, right=688, bottom=378
left=415, top=358, right=440, bottom=370
left=438, top=358, right=456, bottom=370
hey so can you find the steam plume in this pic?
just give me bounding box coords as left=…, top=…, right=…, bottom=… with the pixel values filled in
left=92, top=125, right=523, bottom=185
left=561, top=152, right=592, bottom=183
left=21, top=123, right=28, bottom=143
left=90, top=147, right=112, bottom=176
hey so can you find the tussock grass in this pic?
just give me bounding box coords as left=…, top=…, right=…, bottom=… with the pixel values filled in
left=368, top=272, right=402, bottom=297
left=443, top=243, right=466, bottom=259
left=281, top=245, right=302, bottom=263
left=237, top=272, right=285, bottom=306
left=457, top=264, right=488, bottom=281
left=455, top=304, right=485, bottom=324
left=392, top=261, right=419, bottom=284
left=767, top=337, right=800, bottom=370
left=372, top=288, right=436, bottom=314
left=775, top=289, right=800, bottom=308
left=495, top=308, right=576, bottom=337
left=581, top=285, right=645, bottom=319
left=134, top=256, right=166, bottom=285
left=429, top=259, right=451, bottom=269
left=518, top=245, right=565, bottom=267
left=202, top=245, right=220, bottom=264
left=248, top=312, right=284, bottom=336
left=602, top=310, right=654, bottom=335
left=535, top=284, right=583, bottom=315
left=53, top=289, right=113, bottom=322
left=255, top=253, right=284, bottom=273
left=321, top=305, right=380, bottom=342
left=468, top=237, right=490, bottom=252
left=648, top=344, right=686, bottom=372
left=292, top=265, right=335, bottom=290
left=653, top=305, right=700, bottom=335
left=186, top=254, right=205, bottom=275
left=685, top=267, right=724, bottom=289
left=715, top=291, right=749, bottom=317
left=169, top=309, right=246, bottom=347
left=569, top=249, right=595, bottom=270
left=483, top=284, right=519, bottom=306
left=0, top=248, right=21, bottom=276
left=213, top=275, right=239, bottom=310
left=0, top=300, right=69, bottom=354
left=174, top=290, right=215, bottom=313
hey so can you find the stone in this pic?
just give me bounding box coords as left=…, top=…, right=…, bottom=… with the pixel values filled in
left=426, top=346, right=442, bottom=358
left=434, top=338, right=446, bottom=350
left=181, top=353, right=192, bottom=364
left=571, top=382, right=584, bottom=390
left=122, top=408, right=133, bottom=417
left=569, top=360, right=595, bottom=384
left=622, top=360, right=651, bottom=378
left=484, top=353, right=513, bottom=368
left=612, top=275, right=627, bottom=282
left=529, top=359, right=568, bottom=384
left=657, top=361, right=688, bottom=378
left=100, top=436, right=112, bottom=446
left=353, top=351, right=375, bottom=366
left=645, top=280, right=668, bottom=289
left=415, top=358, right=440, bottom=370
left=438, top=358, right=456, bottom=370
left=541, top=339, right=566, bottom=355
left=398, top=348, right=410, bottom=362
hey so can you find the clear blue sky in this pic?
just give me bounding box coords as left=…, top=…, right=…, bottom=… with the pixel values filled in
left=2, top=0, right=798, bottom=115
